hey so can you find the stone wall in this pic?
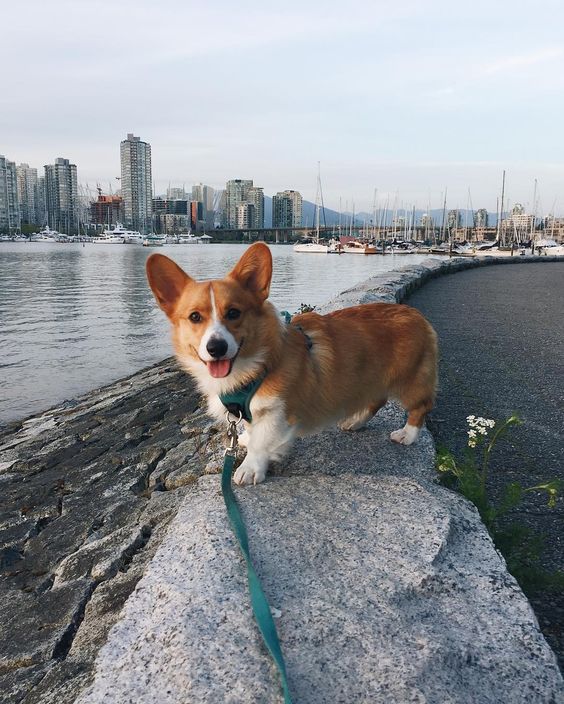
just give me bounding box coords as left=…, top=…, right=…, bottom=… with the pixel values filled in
left=75, top=256, right=564, bottom=704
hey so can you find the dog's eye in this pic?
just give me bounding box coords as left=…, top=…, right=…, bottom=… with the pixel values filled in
left=226, top=308, right=241, bottom=320
left=189, top=312, right=202, bottom=323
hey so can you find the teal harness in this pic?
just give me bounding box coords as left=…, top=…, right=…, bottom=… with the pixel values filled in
left=219, top=374, right=265, bottom=423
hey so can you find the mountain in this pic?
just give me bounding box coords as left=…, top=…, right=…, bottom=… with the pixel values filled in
left=264, top=198, right=498, bottom=228
left=354, top=209, right=499, bottom=227
left=264, top=196, right=350, bottom=228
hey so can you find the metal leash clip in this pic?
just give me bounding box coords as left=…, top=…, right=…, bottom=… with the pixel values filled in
left=224, top=410, right=242, bottom=457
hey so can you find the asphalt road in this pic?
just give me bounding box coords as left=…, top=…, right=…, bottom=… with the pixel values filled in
left=407, top=261, right=564, bottom=669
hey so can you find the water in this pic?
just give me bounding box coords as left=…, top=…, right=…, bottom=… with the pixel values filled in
left=0, top=242, right=430, bottom=424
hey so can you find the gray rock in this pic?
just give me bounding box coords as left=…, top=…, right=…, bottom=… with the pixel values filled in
left=78, top=475, right=563, bottom=704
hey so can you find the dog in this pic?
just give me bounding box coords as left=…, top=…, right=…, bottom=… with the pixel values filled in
left=146, top=242, right=438, bottom=486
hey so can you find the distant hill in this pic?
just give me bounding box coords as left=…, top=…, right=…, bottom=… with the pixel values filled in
left=264, top=197, right=498, bottom=228
left=264, top=196, right=344, bottom=228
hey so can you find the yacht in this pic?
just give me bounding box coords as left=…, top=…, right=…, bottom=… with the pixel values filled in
left=99, top=223, right=142, bottom=244
left=142, top=234, right=166, bottom=247
left=178, top=233, right=200, bottom=244
left=92, top=232, right=125, bottom=244
left=30, top=226, right=59, bottom=242
left=293, top=240, right=330, bottom=253
left=343, top=240, right=377, bottom=255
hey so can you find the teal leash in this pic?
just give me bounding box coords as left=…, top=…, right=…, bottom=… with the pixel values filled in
left=221, top=416, right=293, bottom=704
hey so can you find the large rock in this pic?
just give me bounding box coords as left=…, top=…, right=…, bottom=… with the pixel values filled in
left=78, top=472, right=563, bottom=704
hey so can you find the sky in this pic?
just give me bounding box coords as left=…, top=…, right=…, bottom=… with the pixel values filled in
left=2, top=0, right=564, bottom=214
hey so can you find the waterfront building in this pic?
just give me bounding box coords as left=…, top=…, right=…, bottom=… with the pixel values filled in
left=192, top=183, right=214, bottom=227
left=16, top=163, right=42, bottom=226
left=0, top=155, right=20, bottom=233
left=246, top=186, right=264, bottom=228
left=420, top=213, right=434, bottom=232
left=447, top=209, right=461, bottom=230
left=272, top=189, right=303, bottom=228
left=235, top=202, right=255, bottom=230
left=474, top=208, right=488, bottom=228
left=224, top=179, right=253, bottom=228
left=161, top=213, right=191, bottom=235
left=44, top=157, right=78, bottom=233
left=36, top=176, right=46, bottom=227
left=190, top=201, right=204, bottom=231
left=120, top=133, right=152, bottom=233
left=90, top=193, right=123, bottom=227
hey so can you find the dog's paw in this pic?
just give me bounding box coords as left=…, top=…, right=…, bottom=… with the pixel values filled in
left=390, top=425, right=420, bottom=446
left=233, top=456, right=267, bottom=486
left=338, top=417, right=366, bottom=432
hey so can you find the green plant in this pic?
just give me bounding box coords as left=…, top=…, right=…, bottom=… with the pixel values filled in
left=436, top=414, right=563, bottom=594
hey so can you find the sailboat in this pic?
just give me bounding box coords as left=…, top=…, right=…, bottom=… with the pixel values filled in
left=294, top=164, right=330, bottom=253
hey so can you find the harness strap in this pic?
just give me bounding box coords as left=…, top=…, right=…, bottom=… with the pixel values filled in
left=219, top=374, right=265, bottom=423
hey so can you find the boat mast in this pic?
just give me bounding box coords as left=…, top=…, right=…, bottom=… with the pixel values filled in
left=530, top=178, right=537, bottom=242
left=440, top=188, right=447, bottom=242
left=372, top=188, right=377, bottom=240
left=497, top=170, right=506, bottom=246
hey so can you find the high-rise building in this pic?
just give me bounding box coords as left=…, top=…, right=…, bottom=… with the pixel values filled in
left=192, top=183, right=214, bottom=227
left=246, top=186, right=264, bottom=228
left=16, top=163, right=40, bottom=226
left=272, top=190, right=303, bottom=228
left=224, top=179, right=253, bottom=228
left=447, top=209, right=461, bottom=230
left=90, top=193, right=123, bottom=227
left=0, top=155, right=20, bottom=233
left=474, top=208, right=489, bottom=228
left=235, top=203, right=255, bottom=230
left=120, top=133, right=152, bottom=233
left=44, top=158, right=78, bottom=233
left=167, top=186, right=186, bottom=200
left=36, top=176, right=46, bottom=227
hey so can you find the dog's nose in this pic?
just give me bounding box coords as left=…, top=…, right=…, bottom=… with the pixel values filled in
left=206, top=337, right=228, bottom=359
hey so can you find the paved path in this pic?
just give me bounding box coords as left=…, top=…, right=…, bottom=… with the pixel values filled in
left=407, top=261, right=564, bottom=668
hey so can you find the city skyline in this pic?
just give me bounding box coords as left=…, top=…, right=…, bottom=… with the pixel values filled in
left=2, top=0, right=564, bottom=214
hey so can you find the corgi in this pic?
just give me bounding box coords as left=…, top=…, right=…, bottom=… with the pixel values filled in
left=146, top=242, right=438, bottom=486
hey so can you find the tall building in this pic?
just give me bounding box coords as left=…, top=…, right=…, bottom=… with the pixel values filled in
left=246, top=186, right=264, bottom=228
left=167, top=186, right=186, bottom=200
left=90, top=193, right=123, bottom=227
left=447, top=209, right=461, bottom=230
left=224, top=179, right=253, bottom=228
left=44, top=158, right=78, bottom=233
left=235, top=202, right=255, bottom=230
left=120, top=133, right=152, bottom=233
left=474, top=208, right=489, bottom=228
left=0, top=155, right=20, bottom=232
left=16, top=163, right=41, bottom=226
left=36, top=176, right=46, bottom=227
left=272, top=190, right=303, bottom=228
left=192, top=183, right=214, bottom=227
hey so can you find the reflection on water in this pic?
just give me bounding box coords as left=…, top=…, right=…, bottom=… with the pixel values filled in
left=0, top=242, right=430, bottom=424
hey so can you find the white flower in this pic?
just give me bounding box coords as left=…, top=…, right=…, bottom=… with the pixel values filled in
left=467, top=415, right=476, bottom=422
left=468, top=429, right=477, bottom=438
left=468, top=439, right=477, bottom=448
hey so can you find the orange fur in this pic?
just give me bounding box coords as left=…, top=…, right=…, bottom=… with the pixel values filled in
left=146, top=243, right=438, bottom=481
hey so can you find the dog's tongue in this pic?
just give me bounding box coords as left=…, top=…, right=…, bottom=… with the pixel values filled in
left=207, top=359, right=231, bottom=378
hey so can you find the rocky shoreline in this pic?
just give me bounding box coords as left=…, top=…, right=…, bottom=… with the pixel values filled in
left=0, top=360, right=225, bottom=703
left=1, top=254, right=563, bottom=703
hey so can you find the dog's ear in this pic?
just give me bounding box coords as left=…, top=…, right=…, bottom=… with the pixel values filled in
left=146, top=254, right=193, bottom=317
left=228, top=242, right=272, bottom=301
